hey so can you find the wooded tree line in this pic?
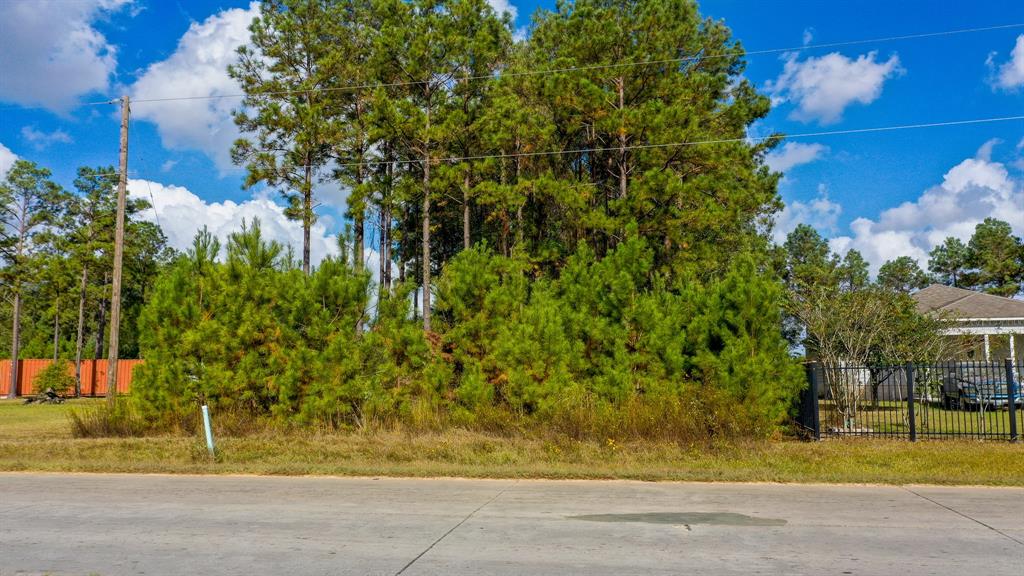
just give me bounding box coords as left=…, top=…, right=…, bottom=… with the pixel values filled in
left=0, top=161, right=172, bottom=395
left=923, top=219, right=1024, bottom=297
left=228, top=0, right=779, bottom=330
left=4, top=0, right=1021, bottom=435
left=780, top=220, right=1024, bottom=303
left=136, top=0, right=804, bottom=434
left=843, top=219, right=1024, bottom=298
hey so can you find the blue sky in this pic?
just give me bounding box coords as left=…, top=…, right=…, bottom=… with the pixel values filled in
left=0, top=0, right=1022, bottom=273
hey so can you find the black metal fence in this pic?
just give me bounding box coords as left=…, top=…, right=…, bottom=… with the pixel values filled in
left=797, top=360, right=1021, bottom=441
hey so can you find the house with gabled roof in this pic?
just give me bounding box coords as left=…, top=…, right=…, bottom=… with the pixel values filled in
left=912, top=284, right=1024, bottom=363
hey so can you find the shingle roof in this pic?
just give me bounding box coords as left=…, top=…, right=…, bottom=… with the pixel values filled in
left=912, top=284, right=1024, bottom=319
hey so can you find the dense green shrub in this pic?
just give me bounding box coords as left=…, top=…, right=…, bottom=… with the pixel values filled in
left=133, top=220, right=430, bottom=429
left=33, top=360, right=76, bottom=396
left=132, top=221, right=802, bottom=440
left=434, top=234, right=803, bottom=435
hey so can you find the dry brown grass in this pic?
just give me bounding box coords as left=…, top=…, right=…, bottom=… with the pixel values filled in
left=2, top=399, right=1022, bottom=485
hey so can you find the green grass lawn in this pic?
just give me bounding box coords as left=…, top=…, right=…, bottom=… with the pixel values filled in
left=2, top=400, right=1022, bottom=485
left=0, top=398, right=102, bottom=437
left=820, top=400, right=1024, bottom=436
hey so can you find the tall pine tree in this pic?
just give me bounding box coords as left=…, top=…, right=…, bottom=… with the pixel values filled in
left=231, top=0, right=338, bottom=274
left=0, top=160, right=67, bottom=397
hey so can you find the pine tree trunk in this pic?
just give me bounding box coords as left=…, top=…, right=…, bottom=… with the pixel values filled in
left=515, top=204, right=523, bottom=249
left=515, top=151, right=523, bottom=249
left=497, top=158, right=509, bottom=253
left=378, top=206, right=386, bottom=292
left=52, top=297, right=60, bottom=361
left=303, top=162, right=312, bottom=275
left=354, top=98, right=365, bottom=271
left=8, top=290, right=21, bottom=399
left=422, top=156, right=432, bottom=332
left=412, top=201, right=419, bottom=322
left=380, top=201, right=391, bottom=292
left=74, top=266, right=88, bottom=397
left=8, top=198, right=28, bottom=398
left=411, top=254, right=418, bottom=321
left=396, top=154, right=406, bottom=287
left=354, top=182, right=364, bottom=270
left=461, top=72, right=471, bottom=253
left=380, top=149, right=394, bottom=293
left=421, top=96, right=432, bottom=332
left=463, top=170, right=471, bottom=251
left=618, top=76, right=627, bottom=201
left=94, top=276, right=107, bottom=362
left=500, top=217, right=508, bottom=256
left=399, top=200, right=407, bottom=286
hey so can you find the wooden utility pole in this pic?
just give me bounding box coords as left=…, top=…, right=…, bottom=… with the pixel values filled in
left=421, top=83, right=432, bottom=333
left=105, top=95, right=129, bottom=403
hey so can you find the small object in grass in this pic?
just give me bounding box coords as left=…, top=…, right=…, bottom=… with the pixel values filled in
left=23, top=387, right=65, bottom=405
left=202, top=404, right=216, bottom=459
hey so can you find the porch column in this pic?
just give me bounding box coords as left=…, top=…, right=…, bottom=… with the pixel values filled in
left=984, top=334, right=991, bottom=361
left=1011, top=334, right=1018, bottom=381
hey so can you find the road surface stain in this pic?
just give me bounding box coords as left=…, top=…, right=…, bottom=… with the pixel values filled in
left=568, top=512, right=786, bottom=527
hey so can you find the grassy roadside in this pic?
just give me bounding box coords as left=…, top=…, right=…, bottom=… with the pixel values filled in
left=2, top=400, right=1022, bottom=485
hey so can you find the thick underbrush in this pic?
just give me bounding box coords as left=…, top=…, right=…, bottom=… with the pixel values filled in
left=119, top=223, right=803, bottom=443
left=68, top=389, right=773, bottom=444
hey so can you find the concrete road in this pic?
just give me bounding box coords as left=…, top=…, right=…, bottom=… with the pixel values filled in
left=1, top=474, right=1022, bottom=576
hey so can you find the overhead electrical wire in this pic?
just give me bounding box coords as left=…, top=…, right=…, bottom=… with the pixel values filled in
left=128, top=114, right=163, bottom=230
left=6, top=21, right=1019, bottom=179
left=78, top=114, right=1024, bottom=178
left=60, top=21, right=1024, bottom=106
left=331, top=115, right=1024, bottom=168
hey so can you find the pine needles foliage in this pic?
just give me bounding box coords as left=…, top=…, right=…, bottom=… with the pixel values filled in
left=130, top=221, right=802, bottom=441
left=122, top=0, right=807, bottom=441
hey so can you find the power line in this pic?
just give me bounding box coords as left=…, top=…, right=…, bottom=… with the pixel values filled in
left=128, top=113, right=163, bottom=230
left=65, top=21, right=1024, bottom=106
left=142, top=179, right=161, bottom=230
left=73, top=114, right=1024, bottom=177
left=328, top=115, right=1024, bottom=169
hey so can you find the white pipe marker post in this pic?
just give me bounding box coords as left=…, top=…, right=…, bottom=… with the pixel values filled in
left=201, top=404, right=215, bottom=458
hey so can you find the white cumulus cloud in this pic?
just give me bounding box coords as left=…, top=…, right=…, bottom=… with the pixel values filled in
left=987, top=34, right=1024, bottom=91
left=20, top=126, right=74, bottom=150
left=829, top=140, right=1024, bottom=274
left=487, top=0, right=518, bottom=19
left=765, top=142, right=829, bottom=173
left=767, top=51, right=903, bottom=124
left=772, top=183, right=842, bottom=244
left=127, top=179, right=339, bottom=265
left=0, top=0, right=131, bottom=112
left=129, top=3, right=258, bottom=172
left=0, top=143, right=18, bottom=178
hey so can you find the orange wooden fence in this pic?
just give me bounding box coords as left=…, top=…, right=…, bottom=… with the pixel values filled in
left=0, top=359, right=142, bottom=397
